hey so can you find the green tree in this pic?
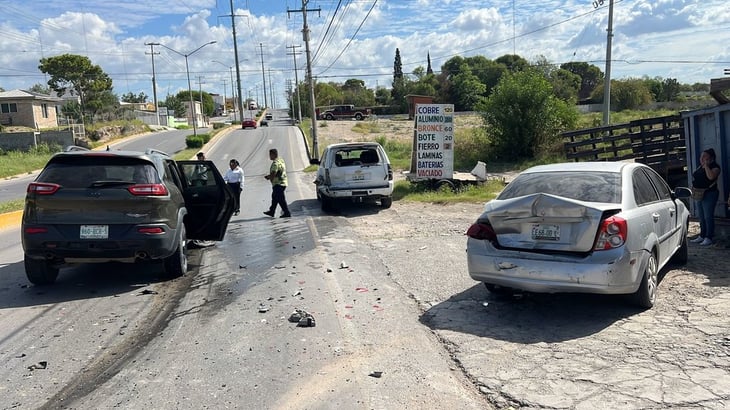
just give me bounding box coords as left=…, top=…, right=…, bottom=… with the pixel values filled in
left=176, top=90, right=215, bottom=117
left=532, top=56, right=580, bottom=103
left=660, top=78, right=681, bottom=101
left=38, top=54, right=114, bottom=122
left=560, top=62, right=604, bottom=101
left=161, top=94, right=185, bottom=117
left=592, top=78, right=653, bottom=111
left=87, top=89, right=119, bottom=120
left=451, top=67, right=486, bottom=111
left=495, top=54, right=529, bottom=72
left=478, top=69, right=578, bottom=160
left=121, top=91, right=149, bottom=103
left=341, top=78, right=376, bottom=107
left=375, top=87, right=392, bottom=106
left=391, top=48, right=407, bottom=111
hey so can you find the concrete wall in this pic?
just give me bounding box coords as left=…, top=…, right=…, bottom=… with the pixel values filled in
left=0, top=131, right=74, bottom=151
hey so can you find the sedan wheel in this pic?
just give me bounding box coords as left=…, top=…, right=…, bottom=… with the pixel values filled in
left=632, top=252, right=658, bottom=309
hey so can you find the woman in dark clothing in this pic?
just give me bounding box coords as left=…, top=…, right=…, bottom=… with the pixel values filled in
left=691, top=148, right=721, bottom=246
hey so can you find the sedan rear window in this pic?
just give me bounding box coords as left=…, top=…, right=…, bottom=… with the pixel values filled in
left=499, top=171, right=622, bottom=203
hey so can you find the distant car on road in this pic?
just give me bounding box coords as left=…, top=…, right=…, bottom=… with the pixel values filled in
left=466, top=161, right=692, bottom=309
left=242, top=119, right=257, bottom=129
left=21, top=147, right=235, bottom=285
left=265, top=113, right=273, bottom=120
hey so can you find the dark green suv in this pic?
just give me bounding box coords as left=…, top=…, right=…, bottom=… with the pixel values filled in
left=21, top=147, right=235, bottom=285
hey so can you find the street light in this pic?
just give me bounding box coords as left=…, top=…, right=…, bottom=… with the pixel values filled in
left=212, top=60, right=236, bottom=120
left=159, top=41, right=217, bottom=137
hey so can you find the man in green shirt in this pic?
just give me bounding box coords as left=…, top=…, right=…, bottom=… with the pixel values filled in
left=263, top=148, right=291, bottom=218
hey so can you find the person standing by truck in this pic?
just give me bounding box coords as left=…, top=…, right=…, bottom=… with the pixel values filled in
left=263, top=148, right=291, bottom=218
left=224, top=159, right=244, bottom=216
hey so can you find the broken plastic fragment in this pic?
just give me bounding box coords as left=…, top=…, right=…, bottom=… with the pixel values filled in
left=28, top=361, right=48, bottom=371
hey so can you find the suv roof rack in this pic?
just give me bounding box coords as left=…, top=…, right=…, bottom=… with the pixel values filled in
left=63, top=145, right=90, bottom=152
left=145, top=148, right=170, bottom=157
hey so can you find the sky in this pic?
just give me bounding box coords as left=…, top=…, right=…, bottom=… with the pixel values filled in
left=1, top=0, right=729, bottom=109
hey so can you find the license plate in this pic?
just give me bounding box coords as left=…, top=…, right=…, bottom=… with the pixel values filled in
left=532, top=224, right=560, bottom=241
left=351, top=172, right=367, bottom=181
left=80, top=225, right=109, bottom=239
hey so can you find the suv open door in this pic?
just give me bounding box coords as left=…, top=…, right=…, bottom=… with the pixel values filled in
left=177, top=160, right=235, bottom=241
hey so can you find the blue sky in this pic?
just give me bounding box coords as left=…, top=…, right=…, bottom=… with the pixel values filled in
left=1, top=0, right=728, bottom=108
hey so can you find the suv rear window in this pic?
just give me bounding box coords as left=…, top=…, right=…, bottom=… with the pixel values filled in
left=38, top=157, right=160, bottom=188
left=333, top=148, right=380, bottom=166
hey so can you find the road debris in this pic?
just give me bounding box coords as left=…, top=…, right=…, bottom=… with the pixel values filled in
left=288, top=309, right=316, bottom=327
left=258, top=304, right=270, bottom=313
left=28, top=361, right=47, bottom=371
left=139, top=289, right=158, bottom=295
left=368, top=371, right=383, bottom=378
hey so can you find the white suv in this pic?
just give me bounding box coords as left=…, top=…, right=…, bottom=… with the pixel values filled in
left=310, top=142, right=393, bottom=211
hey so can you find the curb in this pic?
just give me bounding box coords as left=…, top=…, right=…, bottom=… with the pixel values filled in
left=0, top=210, right=22, bottom=231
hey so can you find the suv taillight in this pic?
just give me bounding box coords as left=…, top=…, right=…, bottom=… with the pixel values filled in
left=324, top=169, right=331, bottom=185
left=466, top=222, right=496, bottom=241
left=594, top=215, right=627, bottom=250
left=127, top=184, right=168, bottom=196
left=27, top=182, right=60, bottom=195
left=386, top=164, right=393, bottom=181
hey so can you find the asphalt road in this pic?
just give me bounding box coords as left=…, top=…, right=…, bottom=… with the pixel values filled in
left=0, top=114, right=488, bottom=409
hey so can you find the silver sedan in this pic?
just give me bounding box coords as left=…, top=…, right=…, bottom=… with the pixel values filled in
left=466, top=161, right=692, bottom=309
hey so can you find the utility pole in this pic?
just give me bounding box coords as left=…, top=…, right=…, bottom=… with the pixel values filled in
left=286, top=44, right=303, bottom=123
left=288, top=1, right=321, bottom=159
left=144, top=42, right=161, bottom=126
left=228, top=0, right=245, bottom=124
left=268, top=68, right=274, bottom=109
left=221, top=79, right=227, bottom=114
left=600, top=0, right=614, bottom=125
left=259, top=43, right=268, bottom=108
left=197, top=76, right=205, bottom=125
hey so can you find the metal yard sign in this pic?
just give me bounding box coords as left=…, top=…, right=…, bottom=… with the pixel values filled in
left=413, top=104, right=454, bottom=179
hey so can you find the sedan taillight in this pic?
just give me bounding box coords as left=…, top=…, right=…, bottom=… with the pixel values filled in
left=127, top=184, right=168, bottom=196
left=466, top=222, right=497, bottom=241
left=27, top=182, right=60, bottom=195
left=594, top=215, right=627, bottom=250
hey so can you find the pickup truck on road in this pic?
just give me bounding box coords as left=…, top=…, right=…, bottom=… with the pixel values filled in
left=317, top=104, right=371, bottom=121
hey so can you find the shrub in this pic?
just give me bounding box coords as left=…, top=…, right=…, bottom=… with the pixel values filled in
left=185, top=136, right=204, bottom=148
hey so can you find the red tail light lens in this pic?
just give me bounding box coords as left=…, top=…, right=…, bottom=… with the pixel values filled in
left=24, top=227, right=49, bottom=234
left=466, top=223, right=497, bottom=241
left=27, top=182, right=60, bottom=195
left=138, top=227, right=165, bottom=234
left=128, top=184, right=168, bottom=196
left=594, top=215, right=627, bottom=250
